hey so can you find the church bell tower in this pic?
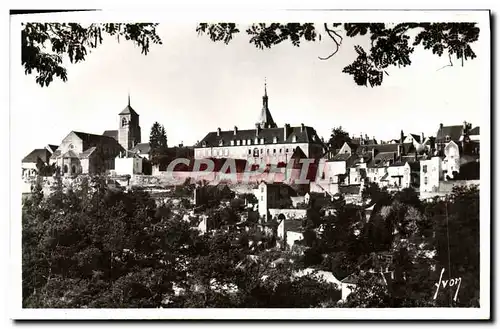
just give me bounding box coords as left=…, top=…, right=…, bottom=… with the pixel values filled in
left=118, top=94, right=141, bottom=151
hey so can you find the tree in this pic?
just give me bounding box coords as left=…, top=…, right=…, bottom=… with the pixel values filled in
left=328, top=126, right=351, bottom=152
left=197, top=23, right=480, bottom=87
left=428, top=185, right=480, bottom=307
left=149, top=122, right=169, bottom=166
left=22, top=23, right=162, bottom=87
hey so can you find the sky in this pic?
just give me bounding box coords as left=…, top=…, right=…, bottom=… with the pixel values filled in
left=11, top=17, right=488, bottom=157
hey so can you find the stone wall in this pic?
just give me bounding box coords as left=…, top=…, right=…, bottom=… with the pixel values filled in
left=269, top=208, right=307, bottom=220
left=420, top=179, right=479, bottom=200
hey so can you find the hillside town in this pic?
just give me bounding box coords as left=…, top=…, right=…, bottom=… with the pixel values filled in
left=21, top=84, right=481, bottom=308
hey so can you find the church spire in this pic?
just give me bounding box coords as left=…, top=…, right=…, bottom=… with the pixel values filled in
left=262, top=77, right=268, bottom=108
left=257, top=78, right=277, bottom=129
left=128, top=92, right=130, bottom=107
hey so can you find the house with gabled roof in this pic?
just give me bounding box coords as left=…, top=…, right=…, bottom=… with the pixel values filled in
left=22, top=144, right=58, bottom=178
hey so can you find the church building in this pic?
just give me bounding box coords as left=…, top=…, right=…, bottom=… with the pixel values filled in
left=47, top=96, right=143, bottom=176
left=194, top=83, right=327, bottom=166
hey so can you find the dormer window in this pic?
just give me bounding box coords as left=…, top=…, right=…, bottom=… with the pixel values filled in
left=202, top=141, right=207, bottom=147
left=273, top=136, right=278, bottom=143
left=292, top=136, right=297, bottom=143
left=247, top=139, right=252, bottom=145
left=219, top=139, right=224, bottom=146
left=242, top=140, right=246, bottom=146
left=230, top=140, right=234, bottom=146
left=255, top=138, right=259, bottom=144
left=237, top=140, right=241, bottom=146
left=445, top=135, right=451, bottom=142
left=260, top=138, right=264, bottom=144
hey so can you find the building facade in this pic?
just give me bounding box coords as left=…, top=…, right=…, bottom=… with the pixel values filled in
left=194, top=84, right=326, bottom=166
left=49, top=131, right=123, bottom=176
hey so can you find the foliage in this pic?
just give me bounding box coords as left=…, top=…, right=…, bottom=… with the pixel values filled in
left=22, top=173, right=480, bottom=308
left=425, top=185, right=480, bottom=307
left=328, top=126, right=351, bottom=152
left=22, top=23, right=162, bottom=87
left=149, top=122, right=169, bottom=166
left=36, top=159, right=57, bottom=177
left=197, top=22, right=480, bottom=87
left=238, top=193, right=258, bottom=205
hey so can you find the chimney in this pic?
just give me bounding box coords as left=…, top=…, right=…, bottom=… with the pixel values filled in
left=255, top=123, right=262, bottom=136
left=365, top=134, right=369, bottom=142
left=397, top=144, right=402, bottom=159
left=284, top=123, right=291, bottom=139
left=371, top=148, right=375, bottom=159
left=400, top=130, right=404, bottom=144
left=217, top=127, right=221, bottom=136
left=300, top=123, right=305, bottom=133
left=421, top=132, right=425, bottom=143
left=439, top=123, right=443, bottom=129
left=463, top=121, right=471, bottom=136
left=234, top=126, right=238, bottom=135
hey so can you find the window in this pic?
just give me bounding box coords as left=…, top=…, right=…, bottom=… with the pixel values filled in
left=261, top=187, right=264, bottom=193
left=267, top=149, right=270, bottom=155
left=260, top=138, right=265, bottom=144
left=273, top=149, right=276, bottom=154
left=445, top=135, right=450, bottom=142
left=121, top=117, right=128, bottom=127
left=286, top=148, right=289, bottom=153
left=423, top=165, right=427, bottom=173
left=202, top=141, right=207, bottom=147
left=424, top=177, right=428, bottom=185
left=273, top=136, right=278, bottom=143
left=260, top=149, right=263, bottom=154
left=261, top=196, right=263, bottom=201
left=292, top=136, right=297, bottom=143
left=230, top=140, right=234, bottom=146
left=63, top=165, right=68, bottom=173
left=237, top=140, right=241, bottom=146
left=69, top=144, right=74, bottom=150
left=279, top=149, right=282, bottom=154
left=248, top=149, right=252, bottom=155
left=255, top=138, right=259, bottom=144
left=219, top=139, right=224, bottom=146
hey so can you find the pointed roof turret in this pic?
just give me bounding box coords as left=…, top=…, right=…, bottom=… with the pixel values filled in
left=119, top=93, right=139, bottom=116
left=257, top=78, right=277, bottom=129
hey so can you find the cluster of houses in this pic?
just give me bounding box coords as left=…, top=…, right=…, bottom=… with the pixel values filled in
left=22, top=86, right=480, bottom=202
left=322, top=121, right=480, bottom=199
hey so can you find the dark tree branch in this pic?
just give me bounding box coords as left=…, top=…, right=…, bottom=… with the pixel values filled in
left=437, top=52, right=454, bottom=71
left=318, top=23, right=343, bottom=60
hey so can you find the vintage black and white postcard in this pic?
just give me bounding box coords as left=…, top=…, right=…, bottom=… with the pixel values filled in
left=9, top=8, right=491, bottom=320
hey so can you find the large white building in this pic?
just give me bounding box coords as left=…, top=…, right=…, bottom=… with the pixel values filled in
left=194, top=84, right=326, bottom=166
